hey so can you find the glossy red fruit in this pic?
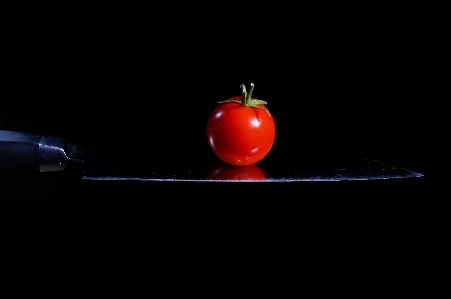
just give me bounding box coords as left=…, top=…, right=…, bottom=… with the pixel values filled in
left=206, top=83, right=276, bottom=166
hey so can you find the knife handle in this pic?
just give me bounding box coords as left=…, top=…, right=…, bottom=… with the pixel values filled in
left=0, top=130, right=81, bottom=175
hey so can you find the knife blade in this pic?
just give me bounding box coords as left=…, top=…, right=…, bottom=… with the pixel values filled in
left=0, top=130, right=423, bottom=181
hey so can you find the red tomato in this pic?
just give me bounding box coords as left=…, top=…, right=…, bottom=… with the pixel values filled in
left=206, top=83, right=276, bottom=166
left=205, top=161, right=266, bottom=181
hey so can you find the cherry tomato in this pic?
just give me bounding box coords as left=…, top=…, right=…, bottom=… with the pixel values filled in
left=206, top=83, right=276, bottom=166
left=205, top=161, right=266, bottom=181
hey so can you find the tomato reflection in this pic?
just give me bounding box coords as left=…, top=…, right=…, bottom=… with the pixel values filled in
left=205, top=161, right=266, bottom=181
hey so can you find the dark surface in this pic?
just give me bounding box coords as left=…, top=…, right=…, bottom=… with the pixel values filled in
left=0, top=1, right=441, bottom=295
left=0, top=175, right=440, bottom=295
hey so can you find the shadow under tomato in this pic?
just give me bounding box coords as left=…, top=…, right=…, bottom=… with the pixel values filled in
left=204, top=161, right=266, bottom=181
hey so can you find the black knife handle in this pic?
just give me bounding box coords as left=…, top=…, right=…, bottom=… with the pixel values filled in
left=0, top=130, right=80, bottom=175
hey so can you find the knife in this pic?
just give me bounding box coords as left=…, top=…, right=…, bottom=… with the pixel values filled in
left=0, top=130, right=424, bottom=181
left=0, top=129, right=83, bottom=176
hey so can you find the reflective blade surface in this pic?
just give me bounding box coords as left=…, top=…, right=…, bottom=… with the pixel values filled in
left=71, top=145, right=423, bottom=182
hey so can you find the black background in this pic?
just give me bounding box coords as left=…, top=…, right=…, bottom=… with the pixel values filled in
left=0, top=1, right=436, bottom=172
left=0, top=1, right=442, bottom=295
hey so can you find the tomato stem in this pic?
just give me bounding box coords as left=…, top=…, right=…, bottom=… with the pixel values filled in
left=241, top=83, right=254, bottom=106
left=217, top=83, right=271, bottom=116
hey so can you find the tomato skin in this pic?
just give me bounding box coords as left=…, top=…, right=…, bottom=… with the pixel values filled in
left=206, top=96, right=276, bottom=166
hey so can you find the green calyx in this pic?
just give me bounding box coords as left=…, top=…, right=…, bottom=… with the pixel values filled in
left=217, top=83, right=270, bottom=116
